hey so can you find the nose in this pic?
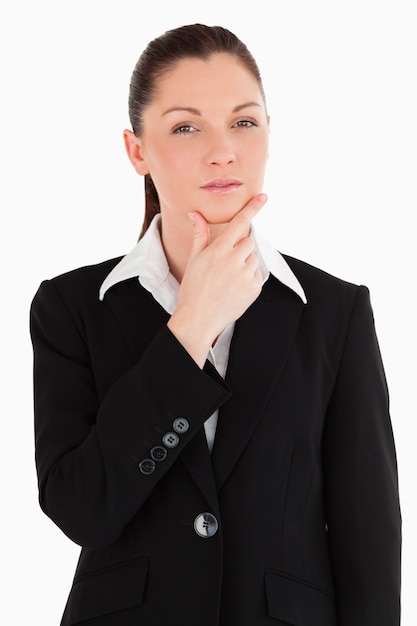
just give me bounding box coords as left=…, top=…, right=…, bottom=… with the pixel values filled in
left=206, top=131, right=236, bottom=167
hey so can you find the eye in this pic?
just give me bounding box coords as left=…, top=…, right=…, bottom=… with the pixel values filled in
left=233, top=119, right=257, bottom=129
left=172, top=124, right=198, bottom=135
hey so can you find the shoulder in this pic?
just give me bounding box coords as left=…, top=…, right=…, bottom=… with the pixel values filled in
left=31, top=256, right=124, bottom=317
left=283, top=253, right=364, bottom=299
left=49, top=257, right=123, bottom=294
left=37, top=256, right=122, bottom=295
left=281, top=253, right=371, bottom=324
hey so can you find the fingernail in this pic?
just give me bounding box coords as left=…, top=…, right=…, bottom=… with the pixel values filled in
left=258, top=193, right=268, bottom=204
left=188, top=212, right=196, bottom=224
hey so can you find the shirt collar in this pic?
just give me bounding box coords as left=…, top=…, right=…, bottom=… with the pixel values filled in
left=251, top=225, right=307, bottom=303
left=99, top=214, right=307, bottom=304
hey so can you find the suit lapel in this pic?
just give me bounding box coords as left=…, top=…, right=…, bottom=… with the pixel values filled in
left=105, top=279, right=219, bottom=512
left=211, top=276, right=304, bottom=491
left=180, top=427, right=220, bottom=513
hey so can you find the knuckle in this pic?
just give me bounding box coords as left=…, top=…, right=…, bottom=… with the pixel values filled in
left=246, top=252, right=259, bottom=267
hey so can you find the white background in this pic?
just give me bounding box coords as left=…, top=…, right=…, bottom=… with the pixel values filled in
left=1, top=1, right=415, bottom=623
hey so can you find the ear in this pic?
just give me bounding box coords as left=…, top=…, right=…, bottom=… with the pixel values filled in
left=266, top=115, right=270, bottom=159
left=123, top=129, right=150, bottom=175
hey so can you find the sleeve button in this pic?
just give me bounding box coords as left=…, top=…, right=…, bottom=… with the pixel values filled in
left=162, top=432, right=180, bottom=448
left=150, top=446, right=167, bottom=462
left=138, top=459, right=156, bottom=475
left=173, top=418, right=190, bottom=434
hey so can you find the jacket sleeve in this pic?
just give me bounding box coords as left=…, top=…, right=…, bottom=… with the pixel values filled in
left=322, top=285, right=401, bottom=625
left=30, top=279, right=231, bottom=550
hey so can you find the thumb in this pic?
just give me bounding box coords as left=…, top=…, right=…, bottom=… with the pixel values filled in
left=188, top=212, right=210, bottom=257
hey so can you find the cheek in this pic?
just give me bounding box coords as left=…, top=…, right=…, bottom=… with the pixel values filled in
left=148, top=151, right=194, bottom=207
left=244, top=132, right=268, bottom=162
left=247, top=144, right=268, bottom=185
left=157, top=148, right=197, bottom=181
left=145, top=146, right=182, bottom=187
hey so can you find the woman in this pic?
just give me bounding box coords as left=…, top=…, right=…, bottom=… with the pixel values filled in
left=30, top=24, right=401, bottom=625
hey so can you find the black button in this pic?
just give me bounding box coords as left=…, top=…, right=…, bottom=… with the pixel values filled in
left=162, top=432, right=180, bottom=448
left=173, top=418, right=190, bottom=434
left=150, top=446, right=167, bottom=462
left=138, top=459, right=156, bottom=475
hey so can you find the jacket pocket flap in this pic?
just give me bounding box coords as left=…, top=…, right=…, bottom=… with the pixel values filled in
left=66, top=557, right=148, bottom=624
left=265, top=569, right=336, bottom=626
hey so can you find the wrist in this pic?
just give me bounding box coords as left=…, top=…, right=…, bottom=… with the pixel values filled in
left=167, top=308, right=214, bottom=369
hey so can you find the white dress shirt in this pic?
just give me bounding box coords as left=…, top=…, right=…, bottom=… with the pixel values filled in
left=99, top=215, right=306, bottom=451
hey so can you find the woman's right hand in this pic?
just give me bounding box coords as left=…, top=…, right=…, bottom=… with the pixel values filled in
left=167, top=193, right=267, bottom=367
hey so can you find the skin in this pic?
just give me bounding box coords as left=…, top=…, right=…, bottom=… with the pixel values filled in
left=124, top=53, right=270, bottom=367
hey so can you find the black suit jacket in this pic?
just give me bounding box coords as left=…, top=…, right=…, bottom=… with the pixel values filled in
left=30, top=254, right=401, bottom=626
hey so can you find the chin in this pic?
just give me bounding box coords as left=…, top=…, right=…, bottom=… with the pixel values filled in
left=205, top=216, right=234, bottom=226
left=202, top=197, right=253, bottom=225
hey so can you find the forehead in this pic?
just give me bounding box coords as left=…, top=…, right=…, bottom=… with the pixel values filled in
left=152, top=53, right=263, bottom=108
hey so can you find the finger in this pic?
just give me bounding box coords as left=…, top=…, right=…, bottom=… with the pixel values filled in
left=222, top=193, right=268, bottom=244
left=254, top=268, right=263, bottom=284
left=244, top=252, right=260, bottom=273
left=233, top=236, right=255, bottom=260
left=188, top=211, right=210, bottom=258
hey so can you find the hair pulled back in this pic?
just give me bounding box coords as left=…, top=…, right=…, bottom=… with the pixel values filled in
left=128, top=24, right=265, bottom=238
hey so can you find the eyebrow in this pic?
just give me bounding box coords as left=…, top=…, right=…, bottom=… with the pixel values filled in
left=161, top=101, right=262, bottom=117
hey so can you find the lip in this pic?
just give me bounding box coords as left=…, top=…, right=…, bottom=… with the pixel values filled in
left=201, top=178, right=243, bottom=194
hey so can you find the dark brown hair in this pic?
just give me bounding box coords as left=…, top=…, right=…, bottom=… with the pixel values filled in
left=128, top=24, right=266, bottom=238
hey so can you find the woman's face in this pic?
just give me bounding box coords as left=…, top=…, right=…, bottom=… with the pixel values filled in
left=130, top=53, right=269, bottom=226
